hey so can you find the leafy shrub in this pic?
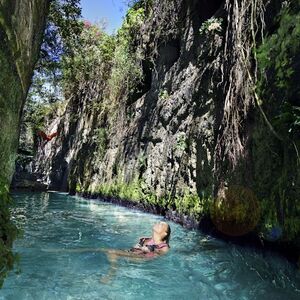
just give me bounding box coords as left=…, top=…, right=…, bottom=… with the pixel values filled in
left=176, top=133, right=187, bottom=151
left=107, top=6, right=146, bottom=107
left=173, top=190, right=212, bottom=219
left=256, top=3, right=300, bottom=138
left=92, top=128, right=108, bottom=160
left=158, top=90, right=169, bottom=100
left=255, top=2, right=300, bottom=242
left=199, top=17, right=223, bottom=35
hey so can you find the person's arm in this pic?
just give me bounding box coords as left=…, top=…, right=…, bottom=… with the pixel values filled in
left=100, top=248, right=153, bottom=284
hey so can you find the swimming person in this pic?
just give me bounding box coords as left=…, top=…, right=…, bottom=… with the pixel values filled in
left=100, top=221, right=171, bottom=283
left=43, top=221, right=171, bottom=282
left=108, top=221, right=171, bottom=257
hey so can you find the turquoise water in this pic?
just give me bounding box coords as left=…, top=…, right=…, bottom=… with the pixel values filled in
left=1, top=192, right=300, bottom=300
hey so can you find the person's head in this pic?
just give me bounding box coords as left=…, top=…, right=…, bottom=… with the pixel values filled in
left=152, top=221, right=171, bottom=243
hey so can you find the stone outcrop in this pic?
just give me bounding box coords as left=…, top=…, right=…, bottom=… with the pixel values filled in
left=0, top=0, right=49, bottom=187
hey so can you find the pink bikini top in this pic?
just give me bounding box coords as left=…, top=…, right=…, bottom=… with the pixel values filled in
left=143, top=238, right=169, bottom=251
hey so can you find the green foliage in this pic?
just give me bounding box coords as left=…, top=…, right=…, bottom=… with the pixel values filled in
left=92, top=128, right=108, bottom=160
left=137, top=152, right=147, bottom=170
left=259, top=198, right=278, bottom=230
left=175, top=191, right=212, bottom=219
left=124, top=0, right=153, bottom=9
left=38, top=0, right=82, bottom=75
left=176, top=133, right=187, bottom=151
left=47, top=0, right=82, bottom=52
left=256, top=8, right=299, bottom=90
left=91, top=177, right=169, bottom=207
left=256, top=2, right=300, bottom=137
left=75, top=183, right=82, bottom=193
left=22, top=0, right=82, bottom=147
left=90, top=178, right=212, bottom=221
left=0, top=183, right=20, bottom=288
left=107, top=6, right=145, bottom=107
left=273, top=103, right=300, bottom=136
left=62, top=23, right=110, bottom=92
left=93, top=178, right=144, bottom=202
left=118, top=6, right=146, bottom=39
left=30, top=0, right=82, bottom=104
left=65, top=23, right=114, bottom=82
left=199, top=17, right=223, bottom=35
left=255, top=2, right=300, bottom=242
left=26, top=0, right=148, bottom=135
left=284, top=216, right=300, bottom=240
left=23, top=100, right=65, bottom=137
left=259, top=196, right=300, bottom=241
left=98, top=34, right=116, bottom=66
left=158, top=90, right=169, bottom=100
left=61, top=2, right=147, bottom=116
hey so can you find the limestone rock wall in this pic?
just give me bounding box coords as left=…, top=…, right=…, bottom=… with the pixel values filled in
left=33, top=0, right=225, bottom=197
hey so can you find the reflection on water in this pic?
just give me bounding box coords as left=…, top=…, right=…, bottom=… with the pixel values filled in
left=1, top=192, right=299, bottom=300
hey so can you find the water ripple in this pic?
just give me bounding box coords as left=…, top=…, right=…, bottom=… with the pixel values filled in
left=1, top=192, right=299, bottom=300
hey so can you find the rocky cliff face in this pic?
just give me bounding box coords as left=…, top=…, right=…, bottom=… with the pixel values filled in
left=0, top=0, right=49, bottom=187
left=34, top=0, right=225, bottom=195
left=30, top=0, right=299, bottom=249
left=0, top=0, right=49, bottom=287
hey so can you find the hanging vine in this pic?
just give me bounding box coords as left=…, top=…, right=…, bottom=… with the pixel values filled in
left=214, top=0, right=268, bottom=178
